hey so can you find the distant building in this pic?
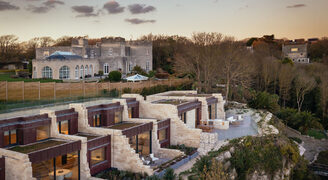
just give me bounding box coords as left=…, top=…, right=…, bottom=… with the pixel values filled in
left=282, top=41, right=310, bottom=63
left=32, top=37, right=153, bottom=80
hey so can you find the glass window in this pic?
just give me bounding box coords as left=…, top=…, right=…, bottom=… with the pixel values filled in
left=291, top=48, right=298, bottom=52
left=58, top=120, right=70, bottom=135
left=56, top=152, right=79, bottom=180
left=59, top=66, right=70, bottom=79
left=4, top=129, right=17, bottom=146
left=114, top=111, right=122, bottom=124
left=43, top=51, right=49, bottom=57
left=36, top=125, right=50, bottom=141
left=85, top=65, right=88, bottom=76
left=32, top=158, right=54, bottom=180
left=90, top=147, right=106, bottom=166
left=208, top=105, right=212, bottom=119
left=89, top=65, right=93, bottom=76
left=42, top=66, right=52, bottom=79
left=129, top=135, right=137, bottom=153
left=146, top=62, right=150, bottom=71
left=128, top=108, right=132, bottom=118
left=158, top=129, right=167, bottom=142
left=80, top=65, right=84, bottom=78
left=75, top=65, right=79, bottom=79
left=93, top=114, right=102, bottom=127
left=104, top=63, right=109, bottom=75
left=180, top=112, right=187, bottom=123
left=138, top=131, right=151, bottom=156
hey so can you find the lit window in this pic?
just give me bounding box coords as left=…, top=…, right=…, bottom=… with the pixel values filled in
left=93, top=114, right=102, bottom=127
left=158, top=129, right=167, bottom=142
left=58, top=120, right=70, bottom=135
left=128, top=108, right=132, bottom=118
left=4, top=129, right=17, bottom=146
left=90, top=147, right=106, bottom=166
left=115, top=111, right=122, bottom=124
left=42, top=66, right=52, bottom=79
left=291, top=48, right=298, bottom=52
left=104, top=63, right=109, bottom=75
left=59, top=66, right=70, bottom=79
left=36, top=125, right=50, bottom=141
left=43, top=51, right=49, bottom=57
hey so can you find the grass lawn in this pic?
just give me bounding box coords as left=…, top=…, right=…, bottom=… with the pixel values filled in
left=0, top=73, right=62, bottom=83
left=307, top=129, right=327, bottom=140
left=9, top=140, right=66, bottom=154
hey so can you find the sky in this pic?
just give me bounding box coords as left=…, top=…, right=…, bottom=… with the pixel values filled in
left=0, top=0, right=327, bottom=41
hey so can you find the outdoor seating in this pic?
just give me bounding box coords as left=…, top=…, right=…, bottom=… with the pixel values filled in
left=150, top=153, right=159, bottom=161
left=141, top=157, right=150, bottom=165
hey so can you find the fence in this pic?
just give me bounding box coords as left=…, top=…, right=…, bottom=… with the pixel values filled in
left=0, top=79, right=190, bottom=101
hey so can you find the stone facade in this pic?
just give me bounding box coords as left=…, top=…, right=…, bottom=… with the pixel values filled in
left=33, top=37, right=152, bottom=80
left=282, top=43, right=309, bottom=63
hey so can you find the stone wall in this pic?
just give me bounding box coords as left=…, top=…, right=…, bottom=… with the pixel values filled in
left=0, top=148, right=35, bottom=180
left=123, top=94, right=202, bottom=148
left=198, top=132, right=219, bottom=155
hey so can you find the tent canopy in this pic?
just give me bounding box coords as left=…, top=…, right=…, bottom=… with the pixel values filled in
left=124, top=74, right=149, bottom=82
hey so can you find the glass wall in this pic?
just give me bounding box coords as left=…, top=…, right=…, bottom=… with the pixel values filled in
left=158, top=129, right=167, bottom=142
left=36, top=125, right=50, bottom=141
left=93, top=114, right=102, bottom=127
left=32, top=158, right=54, bottom=180
left=90, top=147, right=106, bottom=166
left=138, top=131, right=151, bottom=156
left=129, top=135, right=137, bottom=153
left=55, top=151, right=79, bottom=180
left=4, top=129, right=17, bottom=147
left=114, top=111, right=122, bottom=124
left=180, top=112, right=187, bottom=123
left=58, top=120, right=70, bottom=135
left=128, top=108, right=132, bottom=118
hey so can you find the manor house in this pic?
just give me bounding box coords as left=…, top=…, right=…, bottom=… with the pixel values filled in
left=32, top=37, right=152, bottom=80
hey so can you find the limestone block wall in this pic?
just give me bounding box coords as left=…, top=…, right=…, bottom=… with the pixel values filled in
left=69, top=103, right=154, bottom=175
left=40, top=109, right=92, bottom=179
left=0, top=148, right=35, bottom=180
left=198, top=132, right=219, bottom=156
left=213, top=93, right=225, bottom=119
left=123, top=94, right=202, bottom=148
left=186, top=109, right=196, bottom=128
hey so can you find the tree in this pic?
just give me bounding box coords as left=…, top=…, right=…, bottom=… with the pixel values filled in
left=0, top=35, right=21, bottom=64
left=278, top=64, right=295, bottom=107
left=132, top=65, right=147, bottom=76
left=107, top=71, right=122, bottom=82
left=162, top=168, right=176, bottom=180
left=294, top=73, right=317, bottom=112
left=53, top=36, right=72, bottom=46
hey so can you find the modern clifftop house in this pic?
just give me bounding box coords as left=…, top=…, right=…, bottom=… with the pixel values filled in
left=282, top=41, right=310, bottom=63
left=32, top=37, right=153, bottom=80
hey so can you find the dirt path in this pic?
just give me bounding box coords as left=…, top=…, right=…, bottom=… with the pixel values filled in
left=283, top=127, right=328, bottom=162
left=174, top=155, right=199, bottom=179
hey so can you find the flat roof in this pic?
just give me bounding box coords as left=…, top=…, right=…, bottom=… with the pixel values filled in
left=152, top=99, right=189, bottom=105
left=75, top=132, right=100, bottom=141
left=8, top=138, right=68, bottom=154
left=106, top=122, right=142, bottom=130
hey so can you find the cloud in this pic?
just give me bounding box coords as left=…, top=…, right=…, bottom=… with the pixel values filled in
left=103, top=1, right=124, bottom=14
left=27, top=0, right=64, bottom=13
left=0, top=1, right=20, bottom=11
left=128, top=4, right=156, bottom=14
left=286, top=4, right=306, bottom=8
left=125, top=18, right=156, bottom=24
left=72, top=5, right=99, bottom=17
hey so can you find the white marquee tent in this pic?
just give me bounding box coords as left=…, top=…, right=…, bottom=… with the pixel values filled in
left=124, top=74, right=149, bottom=82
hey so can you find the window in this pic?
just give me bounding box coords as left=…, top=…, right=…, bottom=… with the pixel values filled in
left=104, top=63, right=109, bottom=75
left=108, top=48, right=113, bottom=56
left=291, top=48, right=298, bottom=52
left=180, top=112, right=187, bottom=123
left=146, top=61, right=150, bottom=71
left=85, top=65, right=88, bottom=76
left=208, top=105, right=212, bottom=119
left=93, top=114, right=102, bottom=127
left=128, top=108, right=132, bottom=118
left=146, top=49, right=150, bottom=55
left=129, top=62, right=132, bottom=72
left=58, top=120, right=70, bottom=135
left=158, top=129, right=167, bottom=142
left=90, top=50, right=95, bottom=58
left=89, top=65, right=93, bottom=76
left=138, top=131, right=151, bottom=155
left=90, top=147, right=106, bottom=166
left=43, top=51, right=49, bottom=57
left=59, top=66, right=70, bottom=79
left=115, top=111, right=122, bottom=124
left=75, top=65, right=79, bottom=79
left=42, top=66, right=52, bottom=79
left=4, top=129, right=17, bottom=146
left=33, top=66, right=36, bottom=78
left=36, top=125, right=50, bottom=141
left=80, top=65, right=84, bottom=78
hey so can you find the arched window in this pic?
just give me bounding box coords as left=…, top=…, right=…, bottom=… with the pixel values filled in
left=75, top=65, right=79, bottom=79
left=85, top=65, right=88, bottom=76
left=80, top=65, right=84, bottom=78
left=42, top=66, right=52, bottom=79
left=89, top=65, right=93, bottom=76
left=104, top=63, right=109, bottom=75
left=59, top=66, right=70, bottom=80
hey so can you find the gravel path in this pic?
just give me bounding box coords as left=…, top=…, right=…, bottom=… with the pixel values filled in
left=283, top=127, right=328, bottom=162
left=174, top=155, right=199, bottom=179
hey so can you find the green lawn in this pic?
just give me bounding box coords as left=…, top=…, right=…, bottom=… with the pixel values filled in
left=307, top=129, right=327, bottom=140
left=0, top=73, right=62, bottom=83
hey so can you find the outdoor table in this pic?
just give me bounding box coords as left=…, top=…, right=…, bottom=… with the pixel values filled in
left=49, top=169, right=72, bottom=180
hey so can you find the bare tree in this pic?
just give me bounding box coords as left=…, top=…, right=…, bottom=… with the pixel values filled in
left=320, top=72, right=328, bottom=118
left=294, top=73, right=317, bottom=112
left=278, top=64, right=295, bottom=107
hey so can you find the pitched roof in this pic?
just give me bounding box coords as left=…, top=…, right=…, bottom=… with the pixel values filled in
left=46, top=51, right=82, bottom=60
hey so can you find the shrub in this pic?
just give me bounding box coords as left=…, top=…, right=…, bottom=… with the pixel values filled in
left=132, top=65, right=147, bottom=76
left=248, top=91, right=280, bottom=113
left=288, top=137, right=302, bottom=144
left=107, top=71, right=121, bottom=82
left=109, top=88, right=119, bottom=97
left=148, top=70, right=156, bottom=78
left=307, top=129, right=327, bottom=139
left=123, top=87, right=132, bottom=93
left=163, top=168, right=177, bottom=180
left=155, top=72, right=169, bottom=79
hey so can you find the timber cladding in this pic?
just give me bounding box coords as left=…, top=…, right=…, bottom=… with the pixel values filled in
left=28, top=140, right=81, bottom=163
left=0, top=114, right=51, bottom=147
left=87, top=102, right=124, bottom=127
left=0, top=157, right=4, bottom=180
left=121, top=122, right=153, bottom=138
left=0, top=79, right=190, bottom=101
left=87, top=135, right=111, bottom=175
left=157, top=119, right=170, bottom=148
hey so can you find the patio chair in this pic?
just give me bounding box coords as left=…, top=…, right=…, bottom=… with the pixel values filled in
left=141, top=157, right=150, bottom=165
left=150, top=154, right=159, bottom=161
